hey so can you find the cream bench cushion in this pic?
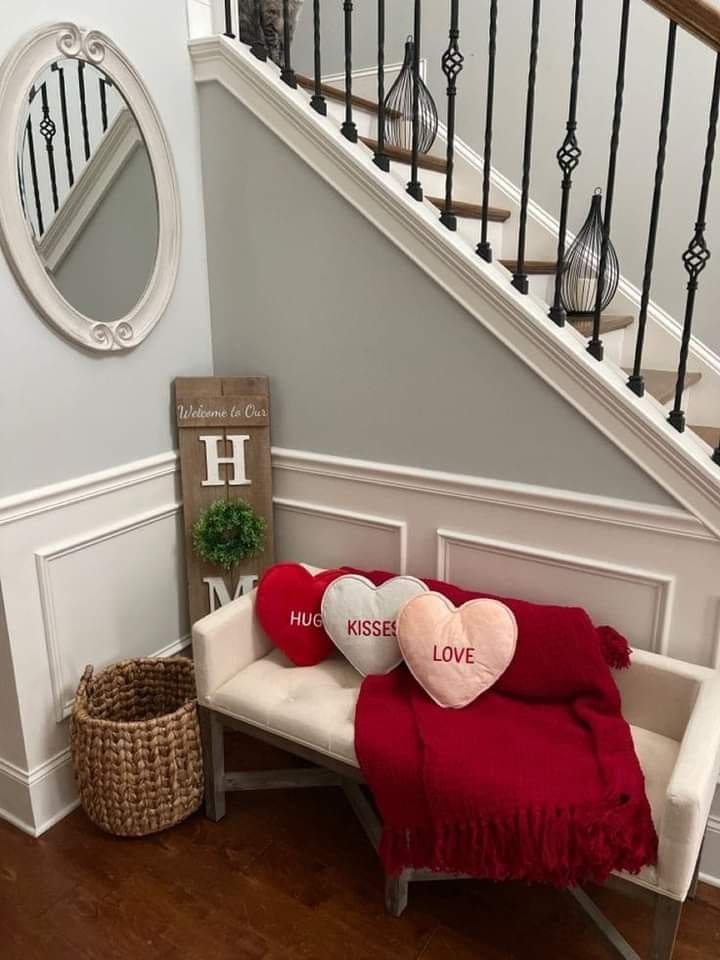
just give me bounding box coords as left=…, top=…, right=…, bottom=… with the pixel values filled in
left=193, top=582, right=720, bottom=903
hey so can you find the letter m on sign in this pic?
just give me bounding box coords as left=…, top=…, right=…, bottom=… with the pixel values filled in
left=174, top=377, right=274, bottom=624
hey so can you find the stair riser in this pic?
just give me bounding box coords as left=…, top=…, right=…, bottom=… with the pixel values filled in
left=453, top=216, right=504, bottom=255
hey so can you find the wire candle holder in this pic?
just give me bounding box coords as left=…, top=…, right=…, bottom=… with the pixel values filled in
left=561, top=188, right=619, bottom=316
left=383, top=36, right=438, bottom=154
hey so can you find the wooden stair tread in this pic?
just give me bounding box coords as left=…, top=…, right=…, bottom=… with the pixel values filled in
left=427, top=197, right=511, bottom=222
left=499, top=259, right=556, bottom=275
left=569, top=315, right=634, bottom=336
left=359, top=138, right=448, bottom=172
left=690, top=424, right=719, bottom=446
left=296, top=75, right=398, bottom=117
left=622, top=368, right=702, bottom=404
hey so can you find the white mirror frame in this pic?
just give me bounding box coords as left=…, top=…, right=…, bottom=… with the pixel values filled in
left=0, top=23, right=180, bottom=351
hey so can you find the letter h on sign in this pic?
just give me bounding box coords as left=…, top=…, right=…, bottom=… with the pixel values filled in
left=200, top=435, right=251, bottom=486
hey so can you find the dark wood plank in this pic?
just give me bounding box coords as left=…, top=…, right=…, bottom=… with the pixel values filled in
left=622, top=369, right=703, bottom=405
left=569, top=315, right=634, bottom=336
left=427, top=197, right=511, bottom=222
left=296, top=74, right=400, bottom=117
left=1, top=738, right=719, bottom=960
left=359, top=138, right=447, bottom=172
left=499, top=258, right=556, bottom=275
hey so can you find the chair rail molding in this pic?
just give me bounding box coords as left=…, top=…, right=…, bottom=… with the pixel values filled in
left=190, top=36, right=720, bottom=538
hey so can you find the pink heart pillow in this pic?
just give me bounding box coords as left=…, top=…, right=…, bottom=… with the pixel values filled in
left=397, top=592, right=517, bottom=708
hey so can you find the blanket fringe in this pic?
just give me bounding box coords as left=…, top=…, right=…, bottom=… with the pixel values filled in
left=380, top=799, right=657, bottom=886
left=598, top=626, right=632, bottom=670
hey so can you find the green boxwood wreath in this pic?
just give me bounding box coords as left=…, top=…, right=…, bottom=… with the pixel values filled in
left=192, top=498, right=266, bottom=571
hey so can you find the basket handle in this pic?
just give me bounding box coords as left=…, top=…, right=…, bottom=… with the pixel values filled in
left=75, top=665, right=94, bottom=705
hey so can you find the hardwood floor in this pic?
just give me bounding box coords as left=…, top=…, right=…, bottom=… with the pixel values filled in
left=2, top=732, right=719, bottom=960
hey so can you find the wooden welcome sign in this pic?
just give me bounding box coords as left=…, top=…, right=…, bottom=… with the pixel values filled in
left=174, top=377, right=274, bottom=625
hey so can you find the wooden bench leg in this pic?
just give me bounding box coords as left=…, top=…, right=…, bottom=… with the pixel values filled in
left=650, top=895, right=683, bottom=960
left=198, top=705, right=226, bottom=822
left=385, top=871, right=409, bottom=918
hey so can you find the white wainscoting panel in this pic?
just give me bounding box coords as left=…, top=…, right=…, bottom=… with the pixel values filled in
left=274, top=497, right=407, bottom=573
left=0, top=451, right=188, bottom=835
left=437, top=531, right=674, bottom=654
left=36, top=503, right=186, bottom=721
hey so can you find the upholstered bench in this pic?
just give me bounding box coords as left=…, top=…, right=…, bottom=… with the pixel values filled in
left=193, top=572, right=720, bottom=960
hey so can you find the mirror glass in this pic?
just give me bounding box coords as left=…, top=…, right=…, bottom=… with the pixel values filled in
left=17, top=58, right=158, bottom=324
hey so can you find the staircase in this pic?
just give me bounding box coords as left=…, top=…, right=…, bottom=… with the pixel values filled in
left=296, top=71, right=719, bottom=447
left=190, top=0, right=720, bottom=536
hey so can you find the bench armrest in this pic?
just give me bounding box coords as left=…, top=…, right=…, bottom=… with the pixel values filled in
left=659, top=664, right=720, bottom=898
left=192, top=589, right=272, bottom=703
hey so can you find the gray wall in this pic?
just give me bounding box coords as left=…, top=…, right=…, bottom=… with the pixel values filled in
left=0, top=1, right=214, bottom=499
left=294, top=1, right=720, bottom=354
left=199, top=83, right=672, bottom=505
left=52, top=144, right=158, bottom=324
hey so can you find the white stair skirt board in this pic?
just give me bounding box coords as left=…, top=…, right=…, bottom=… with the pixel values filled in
left=189, top=35, right=720, bottom=535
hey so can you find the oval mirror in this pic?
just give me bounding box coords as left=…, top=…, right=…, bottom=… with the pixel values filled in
left=0, top=24, right=179, bottom=351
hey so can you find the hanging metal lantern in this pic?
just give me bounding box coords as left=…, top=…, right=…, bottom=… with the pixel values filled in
left=560, top=188, right=619, bottom=316
left=383, top=37, right=438, bottom=154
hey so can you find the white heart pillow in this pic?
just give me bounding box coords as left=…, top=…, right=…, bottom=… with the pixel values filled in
left=321, top=574, right=428, bottom=676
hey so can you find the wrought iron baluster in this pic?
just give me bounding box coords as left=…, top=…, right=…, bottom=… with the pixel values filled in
left=477, top=0, right=498, bottom=261
left=223, top=0, right=235, bottom=37
left=549, top=0, right=584, bottom=325
left=250, top=0, right=268, bottom=60
left=39, top=82, right=59, bottom=214
left=512, top=0, right=541, bottom=293
left=99, top=77, right=109, bottom=132
left=440, top=0, right=464, bottom=230
left=587, top=0, right=630, bottom=360
left=714, top=435, right=720, bottom=464
left=407, top=0, right=423, bottom=200
left=78, top=60, right=91, bottom=162
left=25, top=115, right=44, bottom=237
left=310, top=0, right=326, bottom=114
left=52, top=62, right=73, bottom=188
left=17, top=156, right=27, bottom=218
left=374, top=0, right=390, bottom=171
left=628, top=22, right=676, bottom=395
left=280, top=0, right=297, bottom=87
left=341, top=0, right=357, bottom=142
left=668, top=52, right=720, bottom=433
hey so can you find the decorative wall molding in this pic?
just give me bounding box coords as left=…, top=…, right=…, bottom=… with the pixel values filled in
left=0, top=22, right=181, bottom=351
left=39, top=108, right=143, bottom=272
left=436, top=529, right=675, bottom=654
left=274, top=496, right=407, bottom=573
left=0, top=450, right=178, bottom=526
left=190, top=35, right=720, bottom=538
left=272, top=448, right=712, bottom=542
left=35, top=501, right=182, bottom=721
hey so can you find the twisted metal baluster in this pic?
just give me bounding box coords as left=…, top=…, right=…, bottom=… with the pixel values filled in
left=25, top=112, right=44, bottom=236
left=549, top=0, right=584, bottom=326
left=250, top=0, right=268, bottom=60
left=628, top=22, right=677, bottom=396
left=587, top=0, right=631, bottom=360
left=374, top=0, right=390, bottom=171
left=341, top=0, right=358, bottom=142
left=223, top=0, right=235, bottom=37
left=477, top=0, right=498, bottom=261
left=407, top=0, right=424, bottom=200
left=440, top=0, right=464, bottom=230
left=52, top=62, right=73, bottom=188
left=280, top=0, right=297, bottom=87
left=78, top=60, right=90, bottom=162
left=310, top=0, right=326, bottom=114
left=512, top=0, right=541, bottom=293
left=39, top=82, right=59, bottom=213
left=668, top=53, right=720, bottom=433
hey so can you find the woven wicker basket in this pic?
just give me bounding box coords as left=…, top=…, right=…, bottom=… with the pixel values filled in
left=71, top=657, right=204, bottom=837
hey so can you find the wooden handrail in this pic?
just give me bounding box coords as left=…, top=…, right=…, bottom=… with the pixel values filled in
left=643, top=0, right=720, bottom=51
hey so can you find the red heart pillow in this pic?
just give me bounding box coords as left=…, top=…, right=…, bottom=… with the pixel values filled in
left=256, top=563, right=346, bottom=666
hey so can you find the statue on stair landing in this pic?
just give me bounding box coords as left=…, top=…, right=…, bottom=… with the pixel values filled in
left=237, top=0, right=304, bottom=66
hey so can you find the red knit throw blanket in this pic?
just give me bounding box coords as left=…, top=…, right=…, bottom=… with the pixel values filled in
left=353, top=572, right=658, bottom=887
